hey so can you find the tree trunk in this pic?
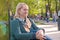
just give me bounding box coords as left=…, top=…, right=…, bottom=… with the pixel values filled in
left=55, top=0, right=58, bottom=15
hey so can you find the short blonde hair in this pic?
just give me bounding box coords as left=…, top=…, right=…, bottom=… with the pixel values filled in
left=14, top=3, right=28, bottom=18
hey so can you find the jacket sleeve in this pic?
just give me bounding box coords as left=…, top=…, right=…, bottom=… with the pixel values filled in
left=30, top=19, right=45, bottom=33
left=10, top=20, right=36, bottom=40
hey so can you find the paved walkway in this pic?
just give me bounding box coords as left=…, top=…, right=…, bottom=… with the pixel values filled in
left=46, top=31, right=60, bottom=40
left=37, top=25, right=60, bottom=40
left=38, top=20, right=57, bottom=25
left=37, top=24, right=58, bottom=33
left=36, top=21, right=60, bottom=40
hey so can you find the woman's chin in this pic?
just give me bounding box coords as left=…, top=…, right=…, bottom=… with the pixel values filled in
left=24, top=15, right=28, bottom=17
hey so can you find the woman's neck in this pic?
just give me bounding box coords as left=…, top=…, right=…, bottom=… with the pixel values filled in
left=19, top=15, right=26, bottom=20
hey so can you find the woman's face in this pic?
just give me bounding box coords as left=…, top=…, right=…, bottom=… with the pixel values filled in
left=18, top=5, right=29, bottom=18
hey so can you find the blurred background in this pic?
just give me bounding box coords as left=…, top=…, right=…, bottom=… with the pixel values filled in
left=0, top=0, right=60, bottom=40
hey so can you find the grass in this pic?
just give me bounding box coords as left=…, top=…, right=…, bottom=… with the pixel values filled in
left=35, top=21, right=46, bottom=25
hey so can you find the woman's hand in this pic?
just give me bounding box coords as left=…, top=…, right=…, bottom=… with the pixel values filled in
left=36, top=30, right=45, bottom=40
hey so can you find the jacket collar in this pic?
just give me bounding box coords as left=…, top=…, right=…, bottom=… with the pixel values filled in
left=17, top=18, right=25, bottom=22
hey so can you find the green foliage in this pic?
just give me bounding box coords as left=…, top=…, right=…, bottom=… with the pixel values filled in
left=0, top=22, right=8, bottom=40
left=0, top=0, right=60, bottom=21
left=0, top=0, right=8, bottom=21
left=0, top=22, right=7, bottom=37
left=0, top=0, right=60, bottom=40
left=49, top=18, right=53, bottom=21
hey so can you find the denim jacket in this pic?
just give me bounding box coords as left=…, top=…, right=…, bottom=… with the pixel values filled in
left=10, top=18, right=45, bottom=40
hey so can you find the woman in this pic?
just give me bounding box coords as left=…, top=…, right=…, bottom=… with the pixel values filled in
left=10, top=3, right=52, bottom=40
